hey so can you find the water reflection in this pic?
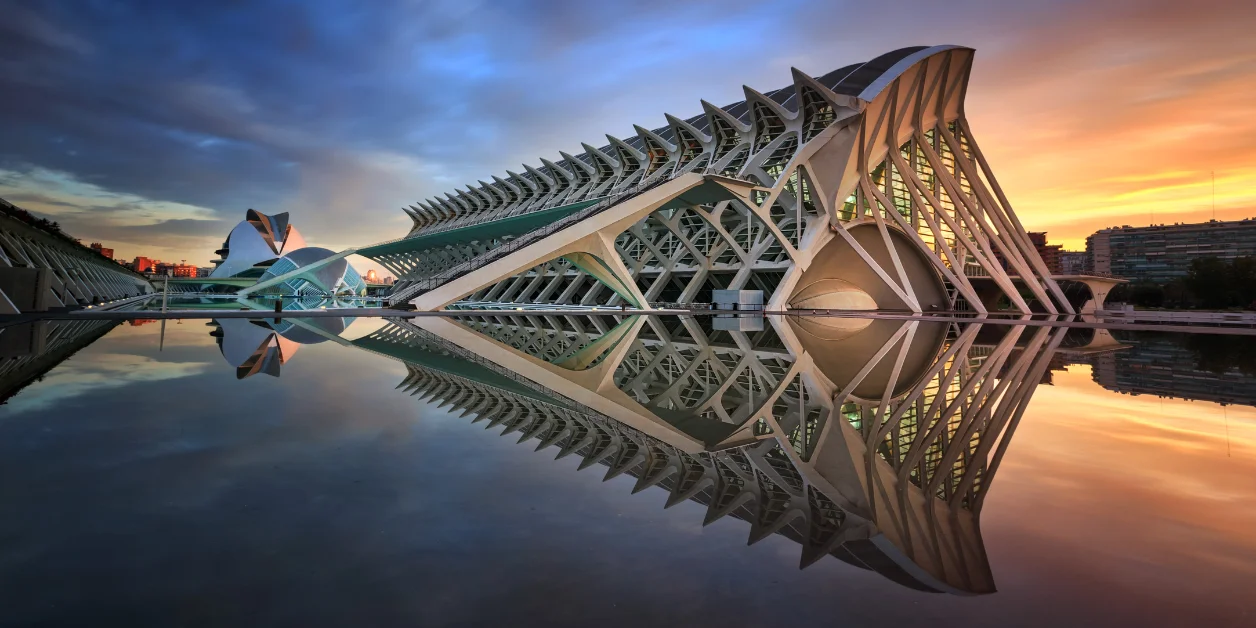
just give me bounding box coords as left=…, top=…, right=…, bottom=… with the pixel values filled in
left=136, top=294, right=385, bottom=312
left=1, top=312, right=1254, bottom=601
left=209, top=317, right=356, bottom=379
left=1082, top=331, right=1256, bottom=406
left=348, top=315, right=1075, bottom=594
left=0, top=319, right=120, bottom=403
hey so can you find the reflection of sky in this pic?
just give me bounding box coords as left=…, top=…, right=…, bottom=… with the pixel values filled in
left=0, top=323, right=1253, bottom=625
left=2, top=352, right=208, bottom=414
left=984, top=365, right=1256, bottom=623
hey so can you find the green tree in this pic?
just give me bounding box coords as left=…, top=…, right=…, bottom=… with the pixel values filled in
left=1129, top=282, right=1165, bottom=308
left=1186, top=257, right=1234, bottom=309
left=1231, top=256, right=1256, bottom=308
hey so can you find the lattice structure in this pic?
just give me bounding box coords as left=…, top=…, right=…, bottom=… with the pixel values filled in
left=355, top=314, right=1066, bottom=593
left=369, top=46, right=1070, bottom=314
left=0, top=200, right=153, bottom=313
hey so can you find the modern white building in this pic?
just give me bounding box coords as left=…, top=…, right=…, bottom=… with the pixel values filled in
left=353, top=46, right=1073, bottom=314
left=204, top=209, right=366, bottom=297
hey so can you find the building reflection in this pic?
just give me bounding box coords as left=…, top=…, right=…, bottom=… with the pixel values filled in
left=6, top=311, right=1252, bottom=593
left=348, top=314, right=1073, bottom=595
left=0, top=319, right=120, bottom=403
left=208, top=317, right=355, bottom=379
left=1074, top=331, right=1256, bottom=407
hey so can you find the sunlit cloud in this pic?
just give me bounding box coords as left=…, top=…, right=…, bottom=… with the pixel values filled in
left=0, top=0, right=1253, bottom=257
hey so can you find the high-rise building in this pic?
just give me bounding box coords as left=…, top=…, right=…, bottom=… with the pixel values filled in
left=1086, top=218, right=1256, bottom=283
left=1027, top=232, right=1063, bottom=275
left=1059, top=251, right=1088, bottom=275
left=89, top=242, right=113, bottom=259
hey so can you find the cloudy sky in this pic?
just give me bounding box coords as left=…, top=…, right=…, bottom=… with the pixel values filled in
left=1, top=0, right=1254, bottom=270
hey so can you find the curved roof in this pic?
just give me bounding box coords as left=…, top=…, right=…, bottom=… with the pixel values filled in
left=210, top=220, right=279, bottom=278
left=256, top=246, right=360, bottom=295
left=279, top=246, right=337, bottom=267
left=402, top=45, right=972, bottom=235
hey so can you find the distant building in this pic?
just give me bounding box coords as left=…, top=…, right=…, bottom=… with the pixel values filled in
left=196, top=267, right=214, bottom=277
left=131, top=256, right=155, bottom=273
left=383, top=276, right=394, bottom=286
left=997, top=232, right=1063, bottom=275
left=150, top=262, right=196, bottom=277
left=1086, top=218, right=1256, bottom=283
left=89, top=242, right=114, bottom=259
left=1027, top=232, right=1063, bottom=275
left=1060, top=251, right=1088, bottom=275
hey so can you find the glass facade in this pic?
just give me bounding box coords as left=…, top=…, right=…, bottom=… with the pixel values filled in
left=1086, top=218, right=1256, bottom=283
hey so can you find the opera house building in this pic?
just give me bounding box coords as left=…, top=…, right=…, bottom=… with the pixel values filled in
left=205, top=209, right=367, bottom=297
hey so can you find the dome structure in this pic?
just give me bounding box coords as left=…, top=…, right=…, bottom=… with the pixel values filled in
left=256, top=247, right=367, bottom=297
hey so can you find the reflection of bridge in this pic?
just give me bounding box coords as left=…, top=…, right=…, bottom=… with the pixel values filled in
left=972, top=274, right=1126, bottom=314
left=337, top=313, right=1068, bottom=593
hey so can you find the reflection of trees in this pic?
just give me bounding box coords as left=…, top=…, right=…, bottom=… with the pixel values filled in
left=1187, top=333, right=1256, bottom=376
left=1111, top=330, right=1256, bottom=377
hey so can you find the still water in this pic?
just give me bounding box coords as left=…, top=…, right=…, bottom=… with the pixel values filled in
left=0, top=314, right=1253, bottom=627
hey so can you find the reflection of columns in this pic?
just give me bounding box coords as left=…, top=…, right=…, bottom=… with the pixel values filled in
left=361, top=313, right=1065, bottom=594
left=409, top=316, right=706, bottom=451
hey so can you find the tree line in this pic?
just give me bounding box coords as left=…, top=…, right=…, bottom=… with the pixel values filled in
left=1109, top=256, right=1256, bottom=310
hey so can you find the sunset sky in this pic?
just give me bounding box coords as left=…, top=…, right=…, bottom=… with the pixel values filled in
left=1, top=0, right=1254, bottom=269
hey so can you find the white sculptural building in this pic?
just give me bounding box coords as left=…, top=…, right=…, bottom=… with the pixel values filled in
left=210, top=209, right=366, bottom=297
left=346, top=45, right=1100, bottom=313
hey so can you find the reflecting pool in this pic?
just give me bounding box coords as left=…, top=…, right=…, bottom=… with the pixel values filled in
left=1, top=314, right=1253, bottom=626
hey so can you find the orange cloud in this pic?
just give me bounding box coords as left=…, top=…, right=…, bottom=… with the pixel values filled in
left=963, top=1, right=1256, bottom=248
